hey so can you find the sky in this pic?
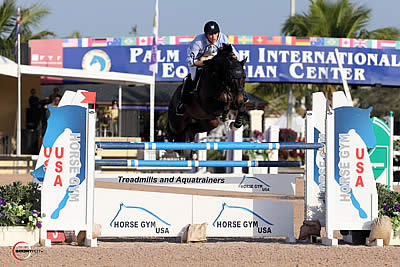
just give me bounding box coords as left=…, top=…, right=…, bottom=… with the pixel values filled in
left=16, top=0, right=400, bottom=39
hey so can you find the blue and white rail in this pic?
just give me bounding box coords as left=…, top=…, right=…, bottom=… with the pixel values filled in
left=96, top=141, right=323, bottom=150
left=95, top=159, right=302, bottom=168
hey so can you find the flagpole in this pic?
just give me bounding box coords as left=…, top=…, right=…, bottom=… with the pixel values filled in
left=149, top=0, right=158, bottom=143
left=17, top=8, right=21, bottom=156
left=150, top=73, right=155, bottom=142
left=118, top=84, right=122, bottom=137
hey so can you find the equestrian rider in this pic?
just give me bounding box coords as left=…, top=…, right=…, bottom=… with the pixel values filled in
left=176, top=21, right=243, bottom=116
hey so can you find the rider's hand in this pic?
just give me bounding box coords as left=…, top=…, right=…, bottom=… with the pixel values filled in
left=194, top=60, right=205, bottom=67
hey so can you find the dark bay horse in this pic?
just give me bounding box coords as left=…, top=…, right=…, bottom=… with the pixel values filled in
left=167, top=44, right=247, bottom=142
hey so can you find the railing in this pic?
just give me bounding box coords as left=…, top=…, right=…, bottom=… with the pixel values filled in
left=0, top=134, right=13, bottom=155
left=0, top=156, right=36, bottom=172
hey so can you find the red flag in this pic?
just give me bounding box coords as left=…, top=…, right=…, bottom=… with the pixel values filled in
left=81, top=92, right=96, bottom=109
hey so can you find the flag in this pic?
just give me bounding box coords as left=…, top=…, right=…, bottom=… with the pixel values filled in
left=310, top=37, right=324, bottom=46
left=14, top=8, right=21, bottom=61
left=324, top=38, right=339, bottom=47
left=62, top=38, right=78, bottom=47
left=91, top=38, right=108, bottom=47
left=165, top=36, right=177, bottom=45
left=238, top=35, right=253, bottom=44
left=176, top=36, right=194, bottom=44
left=81, top=92, right=97, bottom=104
left=265, top=36, right=283, bottom=45
left=228, top=35, right=238, bottom=44
left=253, top=36, right=268, bottom=44
left=121, top=37, right=136, bottom=46
left=378, top=40, right=397, bottom=49
left=149, top=0, right=158, bottom=73
left=284, top=36, right=294, bottom=45
left=339, top=38, right=352, bottom=47
left=81, top=92, right=97, bottom=109
left=78, top=38, right=90, bottom=47
left=294, top=37, right=311, bottom=46
left=157, top=36, right=166, bottom=45
left=138, top=36, right=151, bottom=45
left=107, top=37, right=121, bottom=46
left=353, top=39, right=369, bottom=48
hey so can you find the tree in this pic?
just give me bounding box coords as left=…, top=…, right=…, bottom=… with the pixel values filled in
left=129, top=24, right=137, bottom=36
left=281, top=0, right=399, bottom=40
left=267, top=0, right=400, bottom=121
left=0, top=0, right=54, bottom=53
left=68, top=30, right=82, bottom=38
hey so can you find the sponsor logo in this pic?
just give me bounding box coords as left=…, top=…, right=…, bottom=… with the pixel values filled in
left=81, top=49, right=111, bottom=72
left=212, top=202, right=273, bottom=233
left=109, top=203, right=170, bottom=234
left=238, top=175, right=271, bottom=191
left=12, top=241, right=43, bottom=261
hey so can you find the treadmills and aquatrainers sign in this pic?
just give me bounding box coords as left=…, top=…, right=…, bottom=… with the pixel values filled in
left=30, top=36, right=400, bottom=86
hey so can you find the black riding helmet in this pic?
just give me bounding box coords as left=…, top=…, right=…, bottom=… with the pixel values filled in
left=204, top=21, right=220, bottom=35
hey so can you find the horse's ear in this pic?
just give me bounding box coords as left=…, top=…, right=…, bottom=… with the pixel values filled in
left=240, top=57, right=248, bottom=66
left=222, top=43, right=232, bottom=52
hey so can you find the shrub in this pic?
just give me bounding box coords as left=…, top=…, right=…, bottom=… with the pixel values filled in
left=377, top=183, right=400, bottom=235
left=0, top=181, right=43, bottom=230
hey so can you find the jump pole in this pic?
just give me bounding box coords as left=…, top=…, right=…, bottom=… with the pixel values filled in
left=95, top=160, right=302, bottom=168
left=96, top=142, right=323, bottom=150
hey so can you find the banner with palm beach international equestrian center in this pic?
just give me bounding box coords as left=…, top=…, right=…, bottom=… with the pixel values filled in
left=30, top=36, right=400, bottom=86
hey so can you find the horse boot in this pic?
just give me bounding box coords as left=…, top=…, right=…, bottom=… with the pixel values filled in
left=232, top=97, right=246, bottom=130
left=221, top=107, right=230, bottom=123
left=176, top=74, right=193, bottom=116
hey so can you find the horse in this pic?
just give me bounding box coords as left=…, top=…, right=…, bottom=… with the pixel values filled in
left=167, top=44, right=247, bottom=143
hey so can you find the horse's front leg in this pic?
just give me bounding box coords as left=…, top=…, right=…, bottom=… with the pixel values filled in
left=231, top=93, right=246, bottom=130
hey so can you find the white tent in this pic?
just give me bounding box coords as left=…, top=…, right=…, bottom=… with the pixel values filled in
left=264, top=112, right=305, bottom=138
left=0, top=55, right=154, bottom=155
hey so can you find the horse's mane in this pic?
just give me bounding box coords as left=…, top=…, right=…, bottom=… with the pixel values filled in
left=213, top=44, right=235, bottom=62
left=204, top=44, right=238, bottom=73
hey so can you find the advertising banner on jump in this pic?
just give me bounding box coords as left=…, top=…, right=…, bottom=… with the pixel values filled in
left=95, top=173, right=297, bottom=196
left=94, top=188, right=294, bottom=239
left=30, top=36, right=400, bottom=86
left=31, top=90, right=90, bottom=230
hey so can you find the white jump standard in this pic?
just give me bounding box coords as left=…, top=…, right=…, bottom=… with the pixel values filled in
left=34, top=90, right=387, bottom=247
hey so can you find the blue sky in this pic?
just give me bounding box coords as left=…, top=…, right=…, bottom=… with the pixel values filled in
left=17, top=0, right=400, bottom=38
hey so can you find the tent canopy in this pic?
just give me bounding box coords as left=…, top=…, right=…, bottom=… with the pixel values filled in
left=0, top=55, right=153, bottom=86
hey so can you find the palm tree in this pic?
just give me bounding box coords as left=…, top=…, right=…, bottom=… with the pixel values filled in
left=275, top=0, right=400, bottom=119
left=281, top=0, right=399, bottom=40
left=0, top=0, right=54, bottom=55
left=68, top=30, right=82, bottom=38
left=129, top=24, right=137, bottom=36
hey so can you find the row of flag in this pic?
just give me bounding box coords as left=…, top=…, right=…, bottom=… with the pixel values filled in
left=61, top=36, right=195, bottom=47
left=62, top=36, right=400, bottom=50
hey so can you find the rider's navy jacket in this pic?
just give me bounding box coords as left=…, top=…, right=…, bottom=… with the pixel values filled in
left=186, top=33, right=239, bottom=67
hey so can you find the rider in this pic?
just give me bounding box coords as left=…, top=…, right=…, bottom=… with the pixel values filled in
left=176, top=21, right=245, bottom=116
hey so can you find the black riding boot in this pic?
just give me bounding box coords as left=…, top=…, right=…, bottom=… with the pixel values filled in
left=176, top=74, right=193, bottom=116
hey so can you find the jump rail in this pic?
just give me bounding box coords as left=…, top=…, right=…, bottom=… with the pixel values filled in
left=95, top=159, right=302, bottom=168
left=96, top=141, right=323, bottom=150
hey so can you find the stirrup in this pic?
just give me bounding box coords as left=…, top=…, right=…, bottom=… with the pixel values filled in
left=244, top=94, right=249, bottom=103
